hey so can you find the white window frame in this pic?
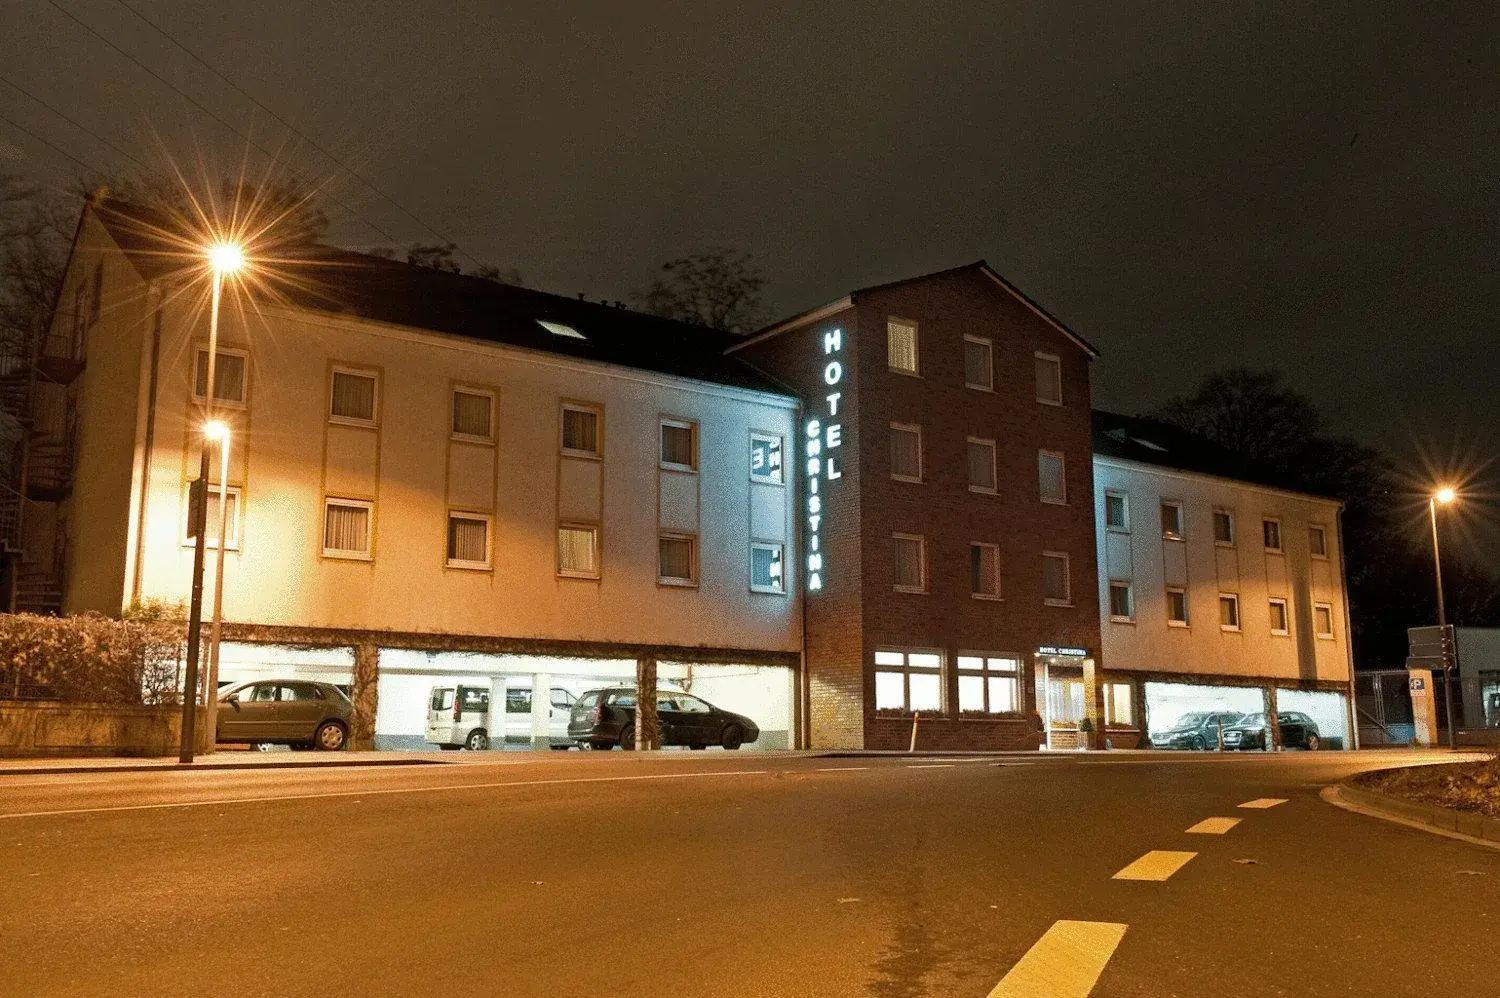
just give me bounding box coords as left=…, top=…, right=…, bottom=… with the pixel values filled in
left=956, top=653, right=1021, bottom=714
left=1034, top=351, right=1063, bottom=406
left=328, top=365, right=379, bottom=427
left=560, top=402, right=604, bottom=459
left=970, top=542, right=1001, bottom=601
left=1309, top=524, right=1328, bottom=560
left=192, top=345, right=249, bottom=408
left=181, top=482, right=242, bottom=551
left=887, top=318, right=919, bottom=375
left=657, top=532, right=699, bottom=588
left=749, top=432, right=784, bottom=485
left=445, top=511, right=493, bottom=570
left=1166, top=585, right=1190, bottom=627
left=1108, top=580, right=1134, bottom=623
left=1268, top=596, right=1290, bottom=636
left=892, top=533, right=927, bottom=593
left=963, top=335, right=994, bottom=391
left=1263, top=517, right=1283, bottom=553
left=1213, top=507, right=1236, bottom=547
left=322, top=497, right=373, bottom=561
left=1314, top=602, right=1336, bottom=640
left=968, top=437, right=998, bottom=494
left=451, top=386, right=495, bottom=443
left=1160, top=500, right=1184, bottom=540
left=557, top=522, right=601, bottom=579
left=889, top=422, right=923, bottom=483
left=1038, top=450, right=1067, bottom=505
left=750, top=540, right=785, bottom=594
left=873, top=648, right=944, bottom=714
left=1041, top=550, right=1072, bottom=607
left=659, top=418, right=698, bottom=473
left=1218, top=592, right=1241, bottom=632
left=1104, top=490, right=1130, bottom=533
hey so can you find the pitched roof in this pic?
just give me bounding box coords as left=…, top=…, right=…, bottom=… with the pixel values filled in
left=90, top=199, right=792, bottom=398
left=1092, top=410, right=1337, bottom=500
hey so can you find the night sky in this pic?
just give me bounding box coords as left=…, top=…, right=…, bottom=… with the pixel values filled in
left=3, top=2, right=1496, bottom=550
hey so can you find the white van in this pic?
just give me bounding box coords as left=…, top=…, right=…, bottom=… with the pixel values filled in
left=424, top=684, right=577, bottom=750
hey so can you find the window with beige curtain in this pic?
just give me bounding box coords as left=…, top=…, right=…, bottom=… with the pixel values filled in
left=561, top=405, right=600, bottom=455
left=452, top=390, right=492, bottom=439
left=658, top=534, right=696, bottom=584
left=324, top=500, right=371, bottom=556
left=194, top=350, right=247, bottom=404
left=331, top=370, right=376, bottom=422
left=557, top=525, right=598, bottom=576
left=447, top=514, right=490, bottom=566
left=887, top=319, right=918, bottom=373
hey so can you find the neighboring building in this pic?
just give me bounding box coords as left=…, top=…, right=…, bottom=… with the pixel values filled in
left=9, top=198, right=804, bottom=749
left=733, top=263, right=1103, bottom=750
left=1091, top=412, right=1356, bottom=748
left=1455, top=627, right=1500, bottom=734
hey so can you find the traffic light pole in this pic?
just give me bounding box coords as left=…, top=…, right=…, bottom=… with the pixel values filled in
left=177, top=448, right=211, bottom=763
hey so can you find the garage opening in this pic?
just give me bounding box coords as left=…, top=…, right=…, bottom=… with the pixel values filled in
left=1145, top=682, right=1266, bottom=750
left=209, top=642, right=355, bottom=696
left=1276, top=689, right=1351, bottom=750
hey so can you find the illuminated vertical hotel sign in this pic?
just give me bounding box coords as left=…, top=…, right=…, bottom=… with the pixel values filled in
left=805, top=327, right=844, bottom=592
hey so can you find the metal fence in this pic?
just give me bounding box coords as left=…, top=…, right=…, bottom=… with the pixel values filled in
left=1355, top=669, right=1500, bottom=747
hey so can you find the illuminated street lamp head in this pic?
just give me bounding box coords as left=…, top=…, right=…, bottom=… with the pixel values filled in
left=203, top=419, right=229, bottom=442
left=1434, top=487, right=1457, bottom=505
left=207, top=242, right=245, bottom=275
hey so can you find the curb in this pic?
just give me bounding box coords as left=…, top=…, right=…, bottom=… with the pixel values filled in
left=1332, top=780, right=1500, bottom=845
left=0, top=758, right=449, bottom=777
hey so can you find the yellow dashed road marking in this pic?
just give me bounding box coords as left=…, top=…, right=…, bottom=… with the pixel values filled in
left=1238, top=798, right=1288, bottom=809
left=1112, top=850, right=1197, bottom=881
left=989, top=920, right=1128, bottom=997
left=1186, top=817, right=1241, bottom=834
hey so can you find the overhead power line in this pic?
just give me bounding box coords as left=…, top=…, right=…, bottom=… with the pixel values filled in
left=0, top=72, right=153, bottom=174
left=0, top=110, right=108, bottom=180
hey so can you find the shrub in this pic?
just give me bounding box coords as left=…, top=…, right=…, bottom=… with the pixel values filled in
left=0, top=601, right=186, bottom=705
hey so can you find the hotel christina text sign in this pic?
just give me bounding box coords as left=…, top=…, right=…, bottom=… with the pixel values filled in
left=805, top=327, right=844, bottom=592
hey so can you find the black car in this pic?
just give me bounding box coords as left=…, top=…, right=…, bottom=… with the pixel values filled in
left=1221, top=711, right=1321, bottom=751
left=1151, top=711, right=1245, bottom=750
left=569, top=687, right=759, bottom=750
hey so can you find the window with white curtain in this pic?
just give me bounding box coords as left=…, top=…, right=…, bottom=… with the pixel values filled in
left=446, top=513, right=491, bottom=568
left=957, top=654, right=1019, bottom=713
left=557, top=524, right=599, bottom=578
left=658, top=533, right=697, bottom=586
left=887, top=319, right=918, bottom=374
left=874, top=649, right=943, bottom=713
left=330, top=368, right=377, bottom=424
left=1105, top=683, right=1134, bottom=725
left=452, top=389, right=493, bottom=440
left=323, top=499, right=372, bottom=559
left=561, top=404, right=602, bottom=457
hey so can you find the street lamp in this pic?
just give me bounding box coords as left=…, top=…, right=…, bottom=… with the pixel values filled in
left=1429, top=486, right=1457, bottom=749
left=177, top=243, right=245, bottom=763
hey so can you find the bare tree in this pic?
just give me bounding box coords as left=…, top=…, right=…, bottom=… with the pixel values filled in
left=636, top=248, right=767, bottom=334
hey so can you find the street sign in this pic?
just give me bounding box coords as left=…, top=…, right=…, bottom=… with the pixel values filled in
left=1407, top=624, right=1454, bottom=662
left=185, top=477, right=206, bottom=539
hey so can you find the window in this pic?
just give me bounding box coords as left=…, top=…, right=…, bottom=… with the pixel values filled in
left=889, top=423, right=922, bottom=482
left=1263, top=518, right=1282, bottom=552
left=893, top=533, right=926, bottom=592
left=1166, top=586, right=1189, bottom=626
left=1160, top=501, right=1183, bottom=539
left=1309, top=525, right=1328, bottom=558
left=194, top=348, right=248, bottom=406
left=557, top=524, right=599, bottom=578
left=957, top=655, right=1020, bottom=714
left=887, top=318, right=918, bottom=374
left=970, top=543, right=1001, bottom=599
left=1219, top=593, right=1241, bottom=631
left=446, top=513, right=491, bottom=569
left=873, top=649, right=943, bottom=713
left=1269, top=597, right=1289, bottom=635
left=1104, top=492, right=1129, bottom=532
left=1034, top=352, right=1062, bottom=405
left=330, top=368, right=377, bottom=424
left=1314, top=603, right=1335, bottom=639
left=537, top=319, right=585, bottom=340
left=1108, top=582, right=1133, bottom=622
left=282, top=682, right=325, bottom=702
left=451, top=389, right=494, bottom=441
left=660, top=419, right=697, bottom=471
left=1213, top=508, right=1235, bottom=546
left=1042, top=551, right=1071, bottom=605
left=1105, top=683, right=1134, bottom=726
left=963, top=336, right=993, bottom=390
left=658, top=533, right=697, bottom=586
left=750, top=542, right=784, bottom=594
left=750, top=433, right=783, bottom=484
left=1038, top=451, right=1066, bottom=504
left=183, top=483, right=241, bottom=550
left=323, top=498, right=372, bottom=559
left=968, top=437, right=997, bottom=493
left=561, top=404, right=602, bottom=457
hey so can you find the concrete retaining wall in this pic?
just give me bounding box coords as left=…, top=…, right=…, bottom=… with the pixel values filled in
left=0, top=701, right=208, bottom=758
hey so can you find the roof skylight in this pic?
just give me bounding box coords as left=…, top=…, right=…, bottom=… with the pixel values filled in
left=538, top=320, right=585, bottom=340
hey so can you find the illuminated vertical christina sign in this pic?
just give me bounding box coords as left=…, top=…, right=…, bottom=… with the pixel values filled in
left=806, top=327, right=844, bottom=593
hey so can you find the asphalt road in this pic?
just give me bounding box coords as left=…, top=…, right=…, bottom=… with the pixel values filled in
left=2, top=749, right=1496, bottom=997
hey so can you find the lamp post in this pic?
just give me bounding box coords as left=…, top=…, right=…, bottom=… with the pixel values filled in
left=1429, top=486, right=1457, bottom=749
left=203, top=419, right=230, bottom=748
left=176, top=242, right=244, bottom=763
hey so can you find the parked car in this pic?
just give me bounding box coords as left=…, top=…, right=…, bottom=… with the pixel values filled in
left=1221, top=711, right=1321, bottom=750
left=569, top=687, right=759, bottom=750
left=424, top=684, right=577, bottom=750
left=216, top=680, right=353, bottom=750
left=1151, top=711, right=1245, bottom=750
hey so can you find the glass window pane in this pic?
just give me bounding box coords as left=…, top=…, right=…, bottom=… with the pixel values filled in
left=890, top=426, right=920, bottom=479
left=1110, top=584, right=1132, bottom=618
left=970, top=544, right=999, bottom=596
left=750, top=435, right=783, bottom=483
left=448, top=516, right=488, bottom=564
left=1161, top=504, right=1181, bottom=536
left=562, top=408, right=599, bottom=454
left=1214, top=511, right=1234, bottom=544
left=558, top=526, right=597, bottom=574
left=874, top=650, right=906, bottom=666
left=908, top=652, right=942, bottom=669
left=331, top=371, right=375, bottom=421
left=958, top=674, right=985, bottom=712
left=751, top=543, right=783, bottom=590
left=1309, top=526, right=1326, bottom=556
left=1034, top=355, right=1061, bottom=403
left=964, top=339, right=991, bottom=389
left=968, top=440, right=996, bottom=491
left=888, top=320, right=918, bottom=372
left=875, top=671, right=905, bottom=710
left=988, top=675, right=1018, bottom=713
left=196, top=351, right=246, bottom=403
left=1042, top=554, right=1068, bottom=602
left=661, top=423, right=695, bottom=467
left=324, top=502, right=369, bottom=553
left=1105, top=494, right=1127, bottom=529
left=1039, top=452, right=1065, bottom=503
left=453, top=391, right=492, bottom=438
left=1167, top=589, right=1188, bottom=623
left=1263, top=520, right=1281, bottom=549
left=908, top=673, right=941, bottom=712
left=894, top=536, right=923, bottom=589
left=1220, top=596, right=1239, bottom=627
left=956, top=656, right=984, bottom=671
left=659, top=536, right=695, bottom=582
